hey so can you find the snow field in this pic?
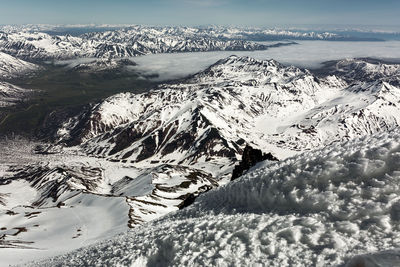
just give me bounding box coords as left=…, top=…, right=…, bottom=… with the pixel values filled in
left=33, top=129, right=400, bottom=266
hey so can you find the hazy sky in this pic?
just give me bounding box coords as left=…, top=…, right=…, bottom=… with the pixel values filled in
left=0, top=0, right=399, bottom=28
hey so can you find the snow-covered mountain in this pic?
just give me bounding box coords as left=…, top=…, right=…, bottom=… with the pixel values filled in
left=69, top=58, right=136, bottom=73
left=31, top=128, right=400, bottom=266
left=0, top=30, right=273, bottom=60
left=57, top=56, right=400, bottom=158
left=0, top=25, right=377, bottom=61
left=329, top=58, right=400, bottom=86
left=48, top=56, right=399, bottom=225
left=0, top=52, right=38, bottom=107
left=0, top=24, right=377, bottom=41
left=0, top=82, right=33, bottom=108
left=1, top=55, right=400, bottom=265
left=0, top=51, right=38, bottom=79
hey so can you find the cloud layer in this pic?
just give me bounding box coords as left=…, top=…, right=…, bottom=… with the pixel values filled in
left=131, top=41, right=400, bottom=81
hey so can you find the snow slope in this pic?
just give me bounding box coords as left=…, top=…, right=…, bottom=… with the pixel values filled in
left=35, top=55, right=400, bottom=229
left=0, top=82, right=33, bottom=107
left=1, top=56, right=400, bottom=265
left=331, top=58, right=400, bottom=86
left=0, top=52, right=38, bottom=107
left=32, top=128, right=400, bottom=266
left=0, top=139, right=217, bottom=265
left=70, top=58, right=136, bottom=73
left=0, top=140, right=131, bottom=265
left=0, top=51, right=38, bottom=79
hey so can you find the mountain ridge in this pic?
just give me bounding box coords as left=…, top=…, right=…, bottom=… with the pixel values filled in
left=1, top=55, right=400, bottom=264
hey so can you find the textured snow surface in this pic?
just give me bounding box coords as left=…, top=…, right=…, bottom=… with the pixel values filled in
left=32, top=129, right=400, bottom=266
left=345, top=250, right=400, bottom=267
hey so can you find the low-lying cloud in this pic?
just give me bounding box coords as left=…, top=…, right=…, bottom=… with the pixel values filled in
left=131, top=41, right=400, bottom=81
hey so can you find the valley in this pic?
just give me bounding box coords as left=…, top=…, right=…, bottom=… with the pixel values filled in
left=0, top=62, right=155, bottom=136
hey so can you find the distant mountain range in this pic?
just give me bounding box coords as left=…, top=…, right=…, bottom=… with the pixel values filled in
left=0, top=25, right=384, bottom=60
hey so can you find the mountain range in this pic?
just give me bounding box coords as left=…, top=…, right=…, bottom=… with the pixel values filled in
left=0, top=24, right=399, bottom=265
left=0, top=25, right=383, bottom=60
left=1, top=52, right=400, bottom=265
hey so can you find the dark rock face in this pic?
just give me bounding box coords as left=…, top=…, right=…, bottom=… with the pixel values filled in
left=231, top=145, right=278, bottom=181
left=36, top=104, right=92, bottom=144
left=178, top=184, right=214, bottom=210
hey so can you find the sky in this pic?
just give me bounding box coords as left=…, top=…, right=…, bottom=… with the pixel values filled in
left=0, top=0, right=399, bottom=28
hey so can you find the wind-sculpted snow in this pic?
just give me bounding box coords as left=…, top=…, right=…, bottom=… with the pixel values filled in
left=33, top=129, right=400, bottom=266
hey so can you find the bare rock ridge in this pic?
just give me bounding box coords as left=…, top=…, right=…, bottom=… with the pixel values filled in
left=231, top=145, right=278, bottom=181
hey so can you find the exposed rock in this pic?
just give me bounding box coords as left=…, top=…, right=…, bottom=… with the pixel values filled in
left=231, top=145, right=278, bottom=181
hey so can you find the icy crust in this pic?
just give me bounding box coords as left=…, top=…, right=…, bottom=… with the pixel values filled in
left=33, top=129, right=400, bottom=266
left=202, top=130, right=400, bottom=219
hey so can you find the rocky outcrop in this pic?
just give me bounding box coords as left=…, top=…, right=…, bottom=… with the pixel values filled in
left=231, top=145, right=278, bottom=181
